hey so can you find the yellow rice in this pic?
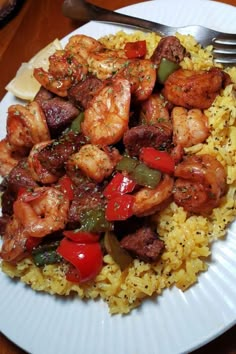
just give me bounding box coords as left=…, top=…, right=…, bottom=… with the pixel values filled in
left=2, top=30, right=236, bottom=314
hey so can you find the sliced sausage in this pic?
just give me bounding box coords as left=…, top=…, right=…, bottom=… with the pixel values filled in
left=151, top=36, right=189, bottom=65
left=41, top=97, right=79, bottom=136
left=37, top=131, right=86, bottom=175
left=123, top=124, right=172, bottom=157
left=68, top=76, right=104, bottom=110
left=120, top=226, right=164, bottom=262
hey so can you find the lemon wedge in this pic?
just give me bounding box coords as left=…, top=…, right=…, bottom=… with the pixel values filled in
left=5, top=38, right=62, bottom=101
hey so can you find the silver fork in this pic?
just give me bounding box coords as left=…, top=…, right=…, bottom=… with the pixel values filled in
left=62, top=0, right=236, bottom=66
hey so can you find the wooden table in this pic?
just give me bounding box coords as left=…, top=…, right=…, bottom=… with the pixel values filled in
left=0, top=0, right=235, bottom=353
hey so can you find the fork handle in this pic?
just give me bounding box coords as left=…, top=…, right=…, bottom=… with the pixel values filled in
left=86, top=3, right=170, bottom=34
left=62, top=0, right=175, bottom=36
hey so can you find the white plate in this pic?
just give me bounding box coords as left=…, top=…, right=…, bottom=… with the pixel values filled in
left=0, top=1, right=236, bottom=353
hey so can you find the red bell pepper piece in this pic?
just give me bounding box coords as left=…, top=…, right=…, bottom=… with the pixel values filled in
left=105, top=194, right=134, bottom=221
left=140, top=147, right=175, bottom=174
left=25, top=237, right=42, bottom=252
left=63, top=230, right=100, bottom=243
left=124, top=40, right=147, bottom=59
left=57, top=238, right=103, bottom=283
left=103, top=173, right=136, bottom=199
left=58, top=175, right=74, bottom=201
left=19, top=189, right=44, bottom=202
left=17, top=187, right=27, bottom=198
left=65, top=264, right=81, bottom=283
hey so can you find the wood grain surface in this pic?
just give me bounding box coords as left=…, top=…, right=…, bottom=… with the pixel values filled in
left=0, top=0, right=235, bottom=353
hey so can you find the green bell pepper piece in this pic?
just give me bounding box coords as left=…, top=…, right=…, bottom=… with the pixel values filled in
left=104, top=231, right=133, bottom=271
left=157, top=58, right=180, bottom=84
left=80, top=207, right=113, bottom=233
left=32, top=241, right=62, bottom=267
left=70, top=112, right=84, bottom=133
left=131, top=162, right=161, bottom=189
left=116, top=155, right=139, bottom=173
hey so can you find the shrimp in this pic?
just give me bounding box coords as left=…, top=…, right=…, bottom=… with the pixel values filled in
left=13, top=187, right=69, bottom=238
left=28, top=141, right=59, bottom=184
left=162, top=67, right=230, bottom=109
left=0, top=139, right=22, bottom=176
left=133, top=174, right=174, bottom=217
left=48, top=50, right=87, bottom=81
left=140, top=93, right=170, bottom=125
left=34, top=49, right=88, bottom=97
left=87, top=51, right=128, bottom=80
left=0, top=187, right=69, bottom=262
left=34, top=68, right=71, bottom=97
left=67, top=144, right=121, bottom=183
left=0, top=216, right=28, bottom=262
left=81, top=77, right=131, bottom=145
left=173, top=154, right=227, bottom=214
left=172, top=107, right=210, bottom=148
left=88, top=55, right=157, bottom=99
left=7, top=101, right=50, bottom=150
left=115, top=59, right=157, bottom=101
left=65, top=34, right=104, bottom=61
